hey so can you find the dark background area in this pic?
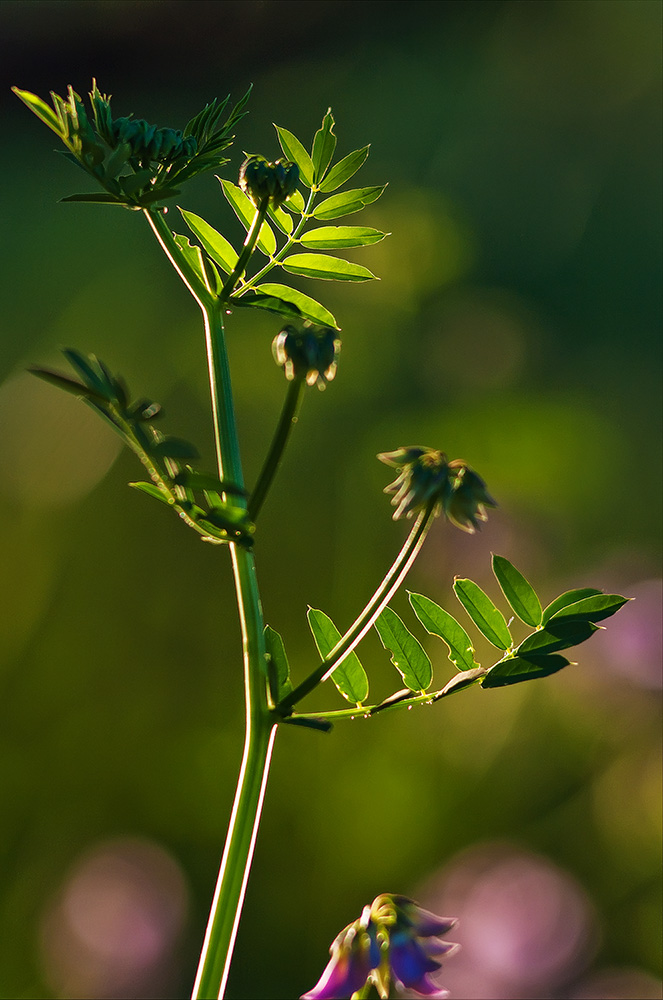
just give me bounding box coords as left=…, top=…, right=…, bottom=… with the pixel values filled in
left=0, top=2, right=661, bottom=998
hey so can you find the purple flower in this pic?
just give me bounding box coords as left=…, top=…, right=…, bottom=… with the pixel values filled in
left=301, top=906, right=380, bottom=999
left=301, top=895, right=459, bottom=1000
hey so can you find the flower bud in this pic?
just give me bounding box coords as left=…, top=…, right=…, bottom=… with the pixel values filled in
left=272, top=323, right=340, bottom=389
left=444, top=461, right=498, bottom=533
left=239, top=154, right=299, bottom=208
left=378, top=449, right=497, bottom=529
left=378, top=448, right=452, bottom=521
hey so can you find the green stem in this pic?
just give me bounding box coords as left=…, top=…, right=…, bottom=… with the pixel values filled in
left=234, top=187, right=317, bottom=294
left=277, top=504, right=436, bottom=714
left=144, top=209, right=275, bottom=999
left=221, top=197, right=270, bottom=300
left=143, top=208, right=212, bottom=308
left=248, top=377, right=305, bottom=520
left=191, top=544, right=276, bottom=1000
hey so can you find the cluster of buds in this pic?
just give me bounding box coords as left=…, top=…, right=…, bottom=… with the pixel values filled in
left=302, top=893, right=459, bottom=1000
left=239, top=154, right=299, bottom=208
left=378, top=447, right=497, bottom=530
left=272, top=323, right=340, bottom=389
left=109, top=117, right=198, bottom=163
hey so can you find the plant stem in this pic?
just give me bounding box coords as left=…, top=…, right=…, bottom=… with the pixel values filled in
left=192, top=303, right=275, bottom=999
left=191, top=543, right=276, bottom=1000
left=277, top=504, right=436, bottom=714
left=221, top=197, right=270, bottom=300
left=144, top=208, right=276, bottom=998
left=248, top=377, right=305, bottom=520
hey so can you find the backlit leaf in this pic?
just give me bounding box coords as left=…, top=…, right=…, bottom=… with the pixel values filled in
left=299, top=226, right=387, bottom=249
left=311, top=109, right=337, bottom=183
left=267, top=202, right=294, bottom=235
left=281, top=253, right=376, bottom=281
left=409, top=592, right=477, bottom=671
left=312, top=185, right=387, bottom=221
left=12, top=87, right=65, bottom=137
left=307, top=607, right=369, bottom=705
left=453, top=578, right=512, bottom=650
left=128, top=481, right=172, bottom=506
left=264, top=625, right=293, bottom=700
left=232, top=282, right=338, bottom=328
left=173, top=233, right=212, bottom=291
left=492, top=554, right=542, bottom=627
left=218, top=179, right=276, bottom=256
left=179, top=209, right=239, bottom=274
left=375, top=607, right=432, bottom=692
left=318, top=145, right=370, bottom=193
left=274, top=125, right=315, bottom=187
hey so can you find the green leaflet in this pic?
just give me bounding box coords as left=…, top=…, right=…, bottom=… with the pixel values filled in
left=311, top=109, right=337, bottom=183
left=232, top=283, right=339, bottom=329
left=218, top=179, right=277, bottom=256
left=318, top=145, right=370, bottom=193
left=542, top=588, right=602, bottom=624
left=516, top=620, right=598, bottom=656
left=281, top=253, right=377, bottom=282
left=274, top=125, right=315, bottom=187
left=264, top=625, right=293, bottom=700
left=267, top=202, right=294, bottom=235
left=128, top=481, right=172, bottom=506
left=60, top=192, right=130, bottom=206
left=173, top=233, right=214, bottom=292
left=307, top=608, right=369, bottom=706
left=12, top=87, right=64, bottom=137
left=312, top=185, right=387, bottom=221
left=492, top=554, right=542, bottom=627
left=283, top=188, right=306, bottom=214
left=547, top=594, right=630, bottom=625
left=375, top=607, right=432, bottom=692
left=30, top=367, right=104, bottom=401
left=179, top=209, right=239, bottom=274
left=299, top=226, right=387, bottom=249
left=408, top=592, right=478, bottom=672
left=482, top=654, right=570, bottom=688
left=453, top=578, right=512, bottom=650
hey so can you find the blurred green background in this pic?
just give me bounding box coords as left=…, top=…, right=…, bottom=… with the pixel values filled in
left=1, top=2, right=661, bottom=998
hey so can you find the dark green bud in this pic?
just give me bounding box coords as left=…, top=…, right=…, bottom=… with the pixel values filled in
left=444, top=460, right=498, bottom=533
left=239, top=155, right=299, bottom=208
left=272, top=323, right=340, bottom=389
left=378, top=448, right=497, bottom=528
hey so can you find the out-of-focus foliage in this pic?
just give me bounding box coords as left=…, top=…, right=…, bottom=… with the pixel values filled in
left=0, top=2, right=660, bottom=998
